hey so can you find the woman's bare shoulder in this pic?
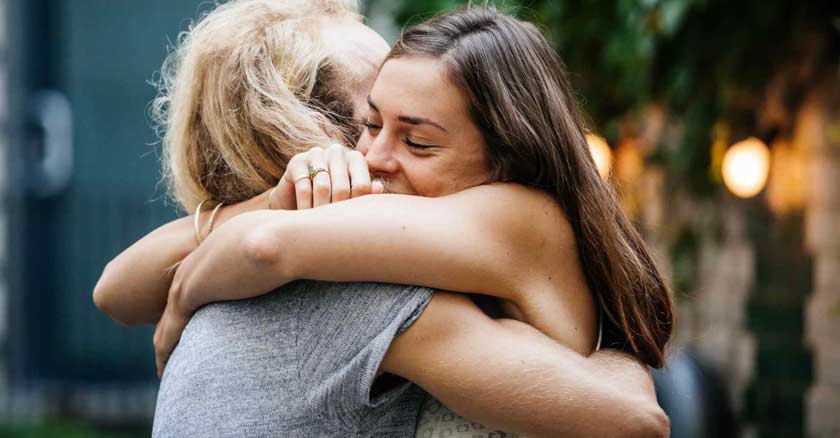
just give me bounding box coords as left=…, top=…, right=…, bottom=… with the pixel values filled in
left=452, top=184, right=593, bottom=350
left=450, top=183, right=569, bottom=231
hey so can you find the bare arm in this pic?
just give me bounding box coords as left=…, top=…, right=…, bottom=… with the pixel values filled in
left=384, top=292, right=669, bottom=438
left=175, top=184, right=564, bottom=314
left=93, top=193, right=269, bottom=325
left=93, top=215, right=194, bottom=325
left=94, top=145, right=377, bottom=326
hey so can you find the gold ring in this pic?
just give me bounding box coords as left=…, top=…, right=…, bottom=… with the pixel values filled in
left=293, top=174, right=310, bottom=184
left=308, top=165, right=329, bottom=179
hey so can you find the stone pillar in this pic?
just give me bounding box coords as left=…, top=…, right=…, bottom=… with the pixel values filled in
left=804, top=81, right=840, bottom=438
left=694, top=206, right=756, bottom=416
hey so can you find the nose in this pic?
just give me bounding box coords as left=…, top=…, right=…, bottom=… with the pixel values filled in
left=363, top=134, right=400, bottom=175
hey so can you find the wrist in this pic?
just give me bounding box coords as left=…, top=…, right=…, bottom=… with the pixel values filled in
left=169, top=256, right=204, bottom=314
left=168, top=275, right=195, bottom=316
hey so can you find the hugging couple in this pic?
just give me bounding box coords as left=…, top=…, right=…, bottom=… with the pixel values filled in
left=94, top=1, right=674, bottom=436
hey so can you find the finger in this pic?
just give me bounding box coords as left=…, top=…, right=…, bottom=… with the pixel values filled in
left=154, top=324, right=167, bottom=378
left=308, top=148, right=331, bottom=208
left=272, top=166, right=298, bottom=210
left=271, top=176, right=297, bottom=210
left=285, top=154, right=312, bottom=210
left=156, top=349, right=168, bottom=379
left=155, top=337, right=171, bottom=379
left=372, top=179, right=385, bottom=194
left=347, top=151, right=372, bottom=198
left=156, top=319, right=185, bottom=379
left=327, top=145, right=351, bottom=202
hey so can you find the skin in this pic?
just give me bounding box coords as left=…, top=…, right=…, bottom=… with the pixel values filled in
left=95, top=16, right=669, bottom=438
left=161, top=58, right=597, bottom=354
left=359, top=57, right=490, bottom=197
left=92, top=17, right=389, bottom=325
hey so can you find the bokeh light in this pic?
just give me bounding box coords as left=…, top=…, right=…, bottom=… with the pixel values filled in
left=586, top=134, right=612, bottom=178
left=722, top=137, right=770, bottom=198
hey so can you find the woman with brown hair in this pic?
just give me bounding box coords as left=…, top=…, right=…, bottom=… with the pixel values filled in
left=157, top=5, right=674, bottom=369
left=96, top=2, right=671, bottom=436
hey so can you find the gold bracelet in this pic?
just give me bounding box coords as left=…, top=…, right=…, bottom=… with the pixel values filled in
left=207, top=202, right=225, bottom=235
left=267, top=186, right=278, bottom=209
left=193, top=200, right=208, bottom=245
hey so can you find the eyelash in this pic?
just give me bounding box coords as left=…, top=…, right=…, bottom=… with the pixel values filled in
left=360, top=117, right=380, bottom=132
left=402, top=138, right=434, bottom=149
left=361, top=117, right=436, bottom=150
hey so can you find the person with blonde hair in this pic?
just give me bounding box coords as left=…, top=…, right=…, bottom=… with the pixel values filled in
left=95, top=1, right=670, bottom=437
left=155, top=0, right=369, bottom=210
left=97, top=0, right=387, bottom=323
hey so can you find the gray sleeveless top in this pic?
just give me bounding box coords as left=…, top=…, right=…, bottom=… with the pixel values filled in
left=153, top=280, right=433, bottom=437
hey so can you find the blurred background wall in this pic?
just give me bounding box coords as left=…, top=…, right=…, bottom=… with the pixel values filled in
left=0, top=0, right=7, bottom=421
left=0, top=0, right=838, bottom=437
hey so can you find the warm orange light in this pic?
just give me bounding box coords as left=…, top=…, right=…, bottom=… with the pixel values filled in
left=615, top=138, right=644, bottom=183
left=767, top=138, right=806, bottom=214
left=722, top=137, right=770, bottom=198
left=586, top=134, right=612, bottom=178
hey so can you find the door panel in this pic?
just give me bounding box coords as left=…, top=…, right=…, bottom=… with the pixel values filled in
left=15, top=0, right=208, bottom=383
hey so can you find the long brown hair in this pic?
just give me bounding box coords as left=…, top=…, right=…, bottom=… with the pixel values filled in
left=389, top=6, right=674, bottom=367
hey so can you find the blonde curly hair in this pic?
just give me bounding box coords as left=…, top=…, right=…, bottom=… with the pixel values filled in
left=152, top=0, right=361, bottom=211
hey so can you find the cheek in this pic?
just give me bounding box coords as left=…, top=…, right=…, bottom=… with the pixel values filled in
left=403, top=165, right=443, bottom=197
left=442, top=148, right=490, bottom=188
left=463, top=147, right=491, bottom=187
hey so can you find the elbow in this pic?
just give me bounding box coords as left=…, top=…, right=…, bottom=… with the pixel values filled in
left=627, top=403, right=670, bottom=438
left=92, top=264, right=133, bottom=326
left=243, top=226, right=280, bottom=265
left=92, top=276, right=110, bottom=314
left=541, top=404, right=669, bottom=438
left=93, top=264, right=116, bottom=316
left=647, top=406, right=671, bottom=438
left=242, top=221, right=289, bottom=273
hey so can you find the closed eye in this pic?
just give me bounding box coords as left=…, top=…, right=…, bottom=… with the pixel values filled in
left=361, top=117, right=381, bottom=133
left=403, top=138, right=437, bottom=149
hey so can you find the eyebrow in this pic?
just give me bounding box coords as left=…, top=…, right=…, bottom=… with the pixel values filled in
left=367, top=96, right=449, bottom=133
